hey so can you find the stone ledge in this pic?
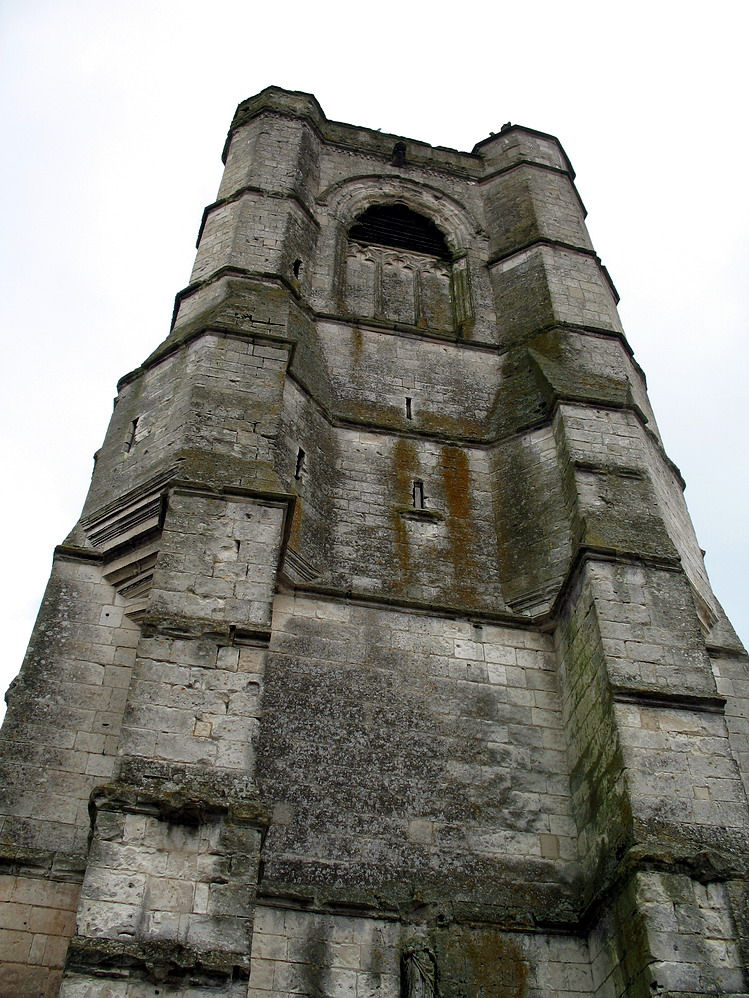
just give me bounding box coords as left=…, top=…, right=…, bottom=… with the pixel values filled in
left=396, top=506, right=444, bottom=523
left=0, top=845, right=86, bottom=882
left=65, top=936, right=250, bottom=984
left=53, top=544, right=103, bottom=565
left=91, top=762, right=269, bottom=830
left=612, top=686, right=726, bottom=715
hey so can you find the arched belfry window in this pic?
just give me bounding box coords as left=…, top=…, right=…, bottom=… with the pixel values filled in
left=343, top=202, right=468, bottom=334
left=349, top=205, right=450, bottom=259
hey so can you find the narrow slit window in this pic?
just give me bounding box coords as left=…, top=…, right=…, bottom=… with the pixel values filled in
left=125, top=418, right=139, bottom=453
left=293, top=259, right=302, bottom=278
left=405, top=397, right=413, bottom=420
left=294, top=447, right=306, bottom=480
left=412, top=480, right=425, bottom=509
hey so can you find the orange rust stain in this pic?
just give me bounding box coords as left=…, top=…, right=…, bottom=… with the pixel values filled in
left=392, top=437, right=417, bottom=505
left=442, top=445, right=471, bottom=519
left=441, top=927, right=529, bottom=998
left=466, top=930, right=529, bottom=998
left=441, top=445, right=478, bottom=601
left=351, top=325, right=363, bottom=357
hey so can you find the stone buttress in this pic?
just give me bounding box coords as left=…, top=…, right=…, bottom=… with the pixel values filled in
left=1, top=87, right=747, bottom=998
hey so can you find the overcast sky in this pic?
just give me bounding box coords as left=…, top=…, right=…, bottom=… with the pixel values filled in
left=1, top=1, right=746, bottom=714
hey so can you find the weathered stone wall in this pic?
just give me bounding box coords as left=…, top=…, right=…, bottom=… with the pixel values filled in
left=84, top=346, right=192, bottom=514
left=257, top=594, right=576, bottom=918
left=481, top=164, right=593, bottom=261
left=314, top=322, right=501, bottom=434
left=0, top=875, right=80, bottom=998
left=326, top=430, right=500, bottom=609
left=0, top=553, right=139, bottom=857
left=53, top=486, right=287, bottom=991
left=712, top=650, right=749, bottom=801
left=247, top=904, right=594, bottom=998
left=589, top=872, right=748, bottom=998
left=490, top=425, right=572, bottom=611
left=277, top=377, right=337, bottom=577
left=556, top=565, right=631, bottom=892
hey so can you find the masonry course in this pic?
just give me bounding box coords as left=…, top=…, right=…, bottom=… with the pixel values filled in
left=0, top=86, right=747, bottom=997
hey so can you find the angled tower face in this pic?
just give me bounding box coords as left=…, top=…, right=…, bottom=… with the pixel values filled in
left=1, top=88, right=748, bottom=998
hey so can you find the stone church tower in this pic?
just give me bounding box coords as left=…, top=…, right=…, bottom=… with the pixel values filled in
left=1, top=87, right=747, bottom=998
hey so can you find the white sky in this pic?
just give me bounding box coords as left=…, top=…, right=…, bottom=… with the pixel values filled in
left=1, top=1, right=746, bottom=716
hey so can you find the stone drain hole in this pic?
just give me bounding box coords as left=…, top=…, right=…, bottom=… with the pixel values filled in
left=412, top=480, right=426, bottom=509
left=294, top=448, right=306, bottom=480
left=405, top=397, right=413, bottom=420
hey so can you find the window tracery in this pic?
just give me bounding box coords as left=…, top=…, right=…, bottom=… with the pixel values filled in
left=344, top=203, right=465, bottom=333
